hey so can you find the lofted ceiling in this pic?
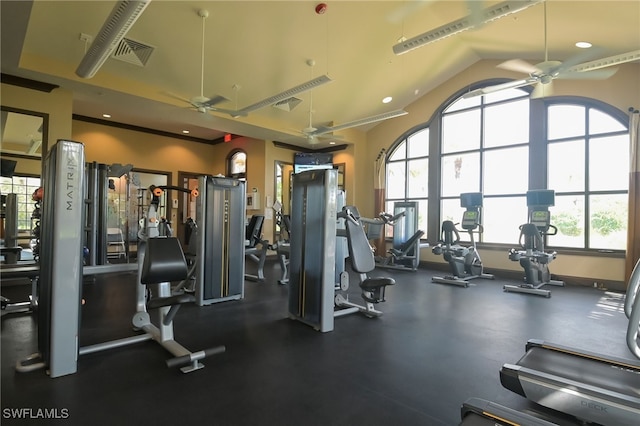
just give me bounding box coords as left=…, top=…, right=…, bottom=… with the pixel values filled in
left=1, top=0, right=639, bottom=149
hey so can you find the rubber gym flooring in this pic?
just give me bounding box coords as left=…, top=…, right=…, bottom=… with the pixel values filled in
left=1, top=260, right=632, bottom=425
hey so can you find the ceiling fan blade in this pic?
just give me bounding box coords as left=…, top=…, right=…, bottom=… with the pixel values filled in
left=392, top=0, right=541, bottom=55
left=462, top=78, right=538, bottom=99
left=556, top=67, right=618, bottom=80
left=387, top=0, right=433, bottom=24
left=208, top=106, right=247, bottom=118
left=555, top=46, right=607, bottom=72
left=497, top=59, right=541, bottom=75
left=313, top=110, right=407, bottom=135
left=237, top=75, right=333, bottom=114
left=564, top=49, right=640, bottom=73
left=201, top=94, right=229, bottom=107
left=162, top=91, right=192, bottom=104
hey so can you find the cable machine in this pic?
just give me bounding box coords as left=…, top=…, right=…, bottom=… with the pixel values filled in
left=194, top=175, right=246, bottom=305
left=288, top=169, right=337, bottom=332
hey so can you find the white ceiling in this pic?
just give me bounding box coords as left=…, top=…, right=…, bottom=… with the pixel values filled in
left=2, top=0, right=639, bottom=148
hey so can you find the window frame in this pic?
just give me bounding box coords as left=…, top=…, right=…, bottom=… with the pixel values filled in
left=1, top=172, right=41, bottom=233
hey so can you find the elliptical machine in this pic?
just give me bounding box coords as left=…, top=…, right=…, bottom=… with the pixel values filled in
left=504, top=189, right=564, bottom=297
left=432, top=192, right=494, bottom=287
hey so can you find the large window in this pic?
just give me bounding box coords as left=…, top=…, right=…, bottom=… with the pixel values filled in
left=547, top=104, right=629, bottom=250
left=440, top=88, right=530, bottom=243
left=1, top=174, right=41, bottom=232
left=385, top=85, right=630, bottom=252
left=386, top=128, right=429, bottom=235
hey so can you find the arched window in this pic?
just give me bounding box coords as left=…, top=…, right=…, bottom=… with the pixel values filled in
left=385, top=85, right=629, bottom=251
left=227, top=149, right=246, bottom=179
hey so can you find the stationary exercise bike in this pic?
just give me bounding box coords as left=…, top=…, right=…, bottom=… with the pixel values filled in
left=504, top=190, right=564, bottom=297
left=432, top=192, right=494, bottom=287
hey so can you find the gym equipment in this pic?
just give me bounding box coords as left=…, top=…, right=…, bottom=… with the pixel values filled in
left=1, top=265, right=39, bottom=316
left=1, top=193, right=21, bottom=264
left=288, top=169, right=395, bottom=332
left=269, top=205, right=291, bottom=285
left=194, top=175, right=246, bottom=305
left=459, top=397, right=557, bottom=426
left=334, top=205, right=396, bottom=318
left=288, top=169, right=337, bottom=332
left=432, top=192, right=494, bottom=287
left=245, top=215, right=268, bottom=282
left=504, top=190, right=564, bottom=297
left=16, top=140, right=222, bottom=378
left=499, top=258, right=640, bottom=425
left=375, top=201, right=428, bottom=271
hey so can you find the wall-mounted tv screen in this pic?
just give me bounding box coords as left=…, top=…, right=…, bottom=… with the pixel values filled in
left=0, top=158, right=18, bottom=178
left=460, top=192, right=483, bottom=208
left=526, top=189, right=555, bottom=207
left=293, top=152, right=333, bottom=174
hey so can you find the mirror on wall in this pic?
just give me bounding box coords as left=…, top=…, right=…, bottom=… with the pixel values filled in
left=335, top=163, right=345, bottom=192
left=274, top=161, right=293, bottom=241
left=1, top=107, right=48, bottom=159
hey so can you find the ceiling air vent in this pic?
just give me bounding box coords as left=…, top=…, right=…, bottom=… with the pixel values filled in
left=272, top=97, right=302, bottom=112
left=111, top=37, right=154, bottom=66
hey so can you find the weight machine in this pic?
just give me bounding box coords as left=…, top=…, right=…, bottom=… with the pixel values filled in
left=375, top=201, right=428, bottom=271
left=504, top=189, right=564, bottom=297
left=16, top=140, right=224, bottom=378
left=288, top=169, right=394, bottom=332
left=431, top=192, right=494, bottom=287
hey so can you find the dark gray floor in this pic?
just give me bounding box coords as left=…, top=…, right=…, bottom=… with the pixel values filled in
left=1, top=261, right=633, bottom=425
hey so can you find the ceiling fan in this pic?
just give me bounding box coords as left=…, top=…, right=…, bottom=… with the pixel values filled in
left=463, top=1, right=640, bottom=99
left=297, top=86, right=344, bottom=145
left=165, top=9, right=245, bottom=117
left=300, top=107, right=408, bottom=145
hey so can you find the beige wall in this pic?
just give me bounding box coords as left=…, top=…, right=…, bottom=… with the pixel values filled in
left=364, top=60, right=640, bottom=284
left=1, top=82, right=73, bottom=175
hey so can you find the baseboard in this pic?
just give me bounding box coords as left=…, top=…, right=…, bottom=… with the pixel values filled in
left=419, top=261, right=626, bottom=292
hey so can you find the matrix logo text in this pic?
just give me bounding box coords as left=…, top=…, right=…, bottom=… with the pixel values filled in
left=3, top=408, right=69, bottom=419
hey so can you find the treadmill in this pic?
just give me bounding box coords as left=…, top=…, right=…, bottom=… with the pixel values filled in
left=500, top=260, right=640, bottom=425
left=460, top=398, right=557, bottom=426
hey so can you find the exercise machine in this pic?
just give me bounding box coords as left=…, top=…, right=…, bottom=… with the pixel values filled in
left=288, top=169, right=395, bottom=332
left=269, top=207, right=291, bottom=285
left=499, top=258, right=640, bottom=425
left=504, top=190, right=564, bottom=297
left=459, top=397, right=557, bottom=426
left=16, top=140, right=224, bottom=378
left=375, top=201, right=428, bottom=271
left=245, top=214, right=269, bottom=282
left=432, top=192, right=494, bottom=287
left=1, top=192, right=38, bottom=315
left=334, top=205, right=396, bottom=318
left=288, top=169, right=337, bottom=332
left=193, top=175, right=245, bottom=305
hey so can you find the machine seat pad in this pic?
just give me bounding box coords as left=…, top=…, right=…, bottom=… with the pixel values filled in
left=141, top=237, right=188, bottom=284
left=360, top=276, right=395, bottom=291
left=147, top=293, right=195, bottom=310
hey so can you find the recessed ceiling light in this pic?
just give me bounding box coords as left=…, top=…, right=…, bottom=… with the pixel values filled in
left=102, top=113, right=111, bottom=118
left=329, top=141, right=336, bottom=145
left=382, top=96, right=393, bottom=104
left=182, top=130, right=190, bottom=134
left=576, top=41, right=592, bottom=48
